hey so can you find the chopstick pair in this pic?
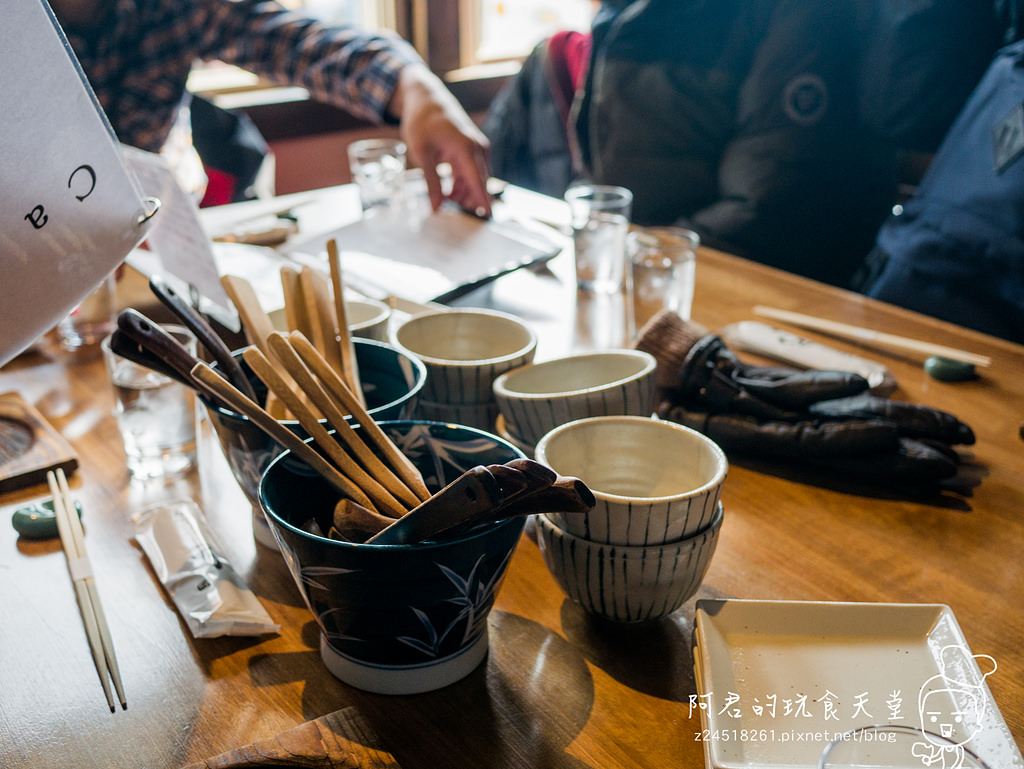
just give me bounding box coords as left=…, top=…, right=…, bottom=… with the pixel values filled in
left=47, top=468, right=126, bottom=712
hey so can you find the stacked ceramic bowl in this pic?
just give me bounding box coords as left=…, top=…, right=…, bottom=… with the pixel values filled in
left=269, top=297, right=392, bottom=342
left=391, top=308, right=537, bottom=432
left=534, top=415, right=728, bottom=623
left=493, top=349, right=658, bottom=455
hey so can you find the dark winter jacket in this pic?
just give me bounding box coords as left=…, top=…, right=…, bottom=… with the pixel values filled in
left=569, top=0, right=897, bottom=287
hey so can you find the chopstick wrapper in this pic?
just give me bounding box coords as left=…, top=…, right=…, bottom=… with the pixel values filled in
left=134, top=500, right=279, bottom=638
left=180, top=706, right=403, bottom=768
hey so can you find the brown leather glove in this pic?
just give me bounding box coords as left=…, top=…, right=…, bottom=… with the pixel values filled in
left=635, top=311, right=975, bottom=486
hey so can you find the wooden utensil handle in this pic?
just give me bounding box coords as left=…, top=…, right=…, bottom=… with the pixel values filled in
left=149, top=274, right=256, bottom=400
left=191, top=362, right=368, bottom=505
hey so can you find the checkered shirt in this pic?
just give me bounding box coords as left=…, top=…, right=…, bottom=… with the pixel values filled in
left=61, top=0, right=422, bottom=152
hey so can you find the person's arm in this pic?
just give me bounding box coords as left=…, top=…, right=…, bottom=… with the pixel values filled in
left=197, top=0, right=491, bottom=213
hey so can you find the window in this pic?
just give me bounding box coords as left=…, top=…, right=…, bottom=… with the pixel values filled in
left=191, top=0, right=594, bottom=100
left=472, top=0, right=593, bottom=64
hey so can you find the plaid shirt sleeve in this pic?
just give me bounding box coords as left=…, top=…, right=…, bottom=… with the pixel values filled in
left=192, top=0, right=423, bottom=124
left=67, top=0, right=423, bottom=151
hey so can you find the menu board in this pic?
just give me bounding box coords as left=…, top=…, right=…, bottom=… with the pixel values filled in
left=0, top=0, right=154, bottom=365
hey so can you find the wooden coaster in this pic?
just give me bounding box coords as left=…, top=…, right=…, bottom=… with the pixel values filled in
left=0, top=391, right=78, bottom=494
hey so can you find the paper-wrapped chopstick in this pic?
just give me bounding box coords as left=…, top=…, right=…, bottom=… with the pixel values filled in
left=752, top=306, right=993, bottom=367
left=48, top=468, right=126, bottom=712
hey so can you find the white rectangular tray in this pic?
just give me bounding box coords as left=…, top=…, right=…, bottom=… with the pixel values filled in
left=693, top=599, right=1022, bottom=769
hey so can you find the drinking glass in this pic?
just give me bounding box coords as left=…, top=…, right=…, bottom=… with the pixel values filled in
left=348, top=137, right=407, bottom=211
left=101, top=324, right=198, bottom=479
left=629, top=226, right=700, bottom=328
left=56, top=271, right=117, bottom=350
left=565, top=184, right=633, bottom=293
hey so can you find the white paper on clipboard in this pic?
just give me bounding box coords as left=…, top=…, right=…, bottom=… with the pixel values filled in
left=122, top=147, right=236, bottom=328
left=0, top=0, right=155, bottom=365
left=283, top=200, right=564, bottom=304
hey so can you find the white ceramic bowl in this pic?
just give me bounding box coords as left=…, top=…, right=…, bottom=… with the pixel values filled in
left=535, top=503, right=723, bottom=623
left=269, top=298, right=391, bottom=341
left=345, top=297, right=391, bottom=341
left=535, top=416, right=727, bottom=545
left=492, top=349, right=657, bottom=446
left=391, top=308, right=537, bottom=405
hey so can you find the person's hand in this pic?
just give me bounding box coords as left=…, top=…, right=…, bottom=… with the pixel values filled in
left=389, top=63, right=492, bottom=216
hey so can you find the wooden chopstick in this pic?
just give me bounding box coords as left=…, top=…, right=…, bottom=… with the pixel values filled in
left=752, top=306, right=993, bottom=367
left=300, top=265, right=343, bottom=373
left=280, top=265, right=313, bottom=343
left=266, top=333, right=419, bottom=513
left=47, top=468, right=126, bottom=712
left=326, top=240, right=366, bottom=406
left=220, top=274, right=290, bottom=419
left=191, top=361, right=377, bottom=510
left=288, top=331, right=431, bottom=503
left=243, top=345, right=409, bottom=516
left=219, top=275, right=276, bottom=356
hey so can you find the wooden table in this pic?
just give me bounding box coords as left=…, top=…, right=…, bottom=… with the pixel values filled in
left=1, top=186, right=1021, bottom=769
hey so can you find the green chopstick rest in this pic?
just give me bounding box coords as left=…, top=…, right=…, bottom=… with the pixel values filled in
left=11, top=498, right=83, bottom=539
left=924, top=356, right=977, bottom=382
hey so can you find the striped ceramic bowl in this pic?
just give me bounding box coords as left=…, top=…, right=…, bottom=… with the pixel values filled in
left=535, top=503, right=723, bottom=623
left=492, top=349, right=657, bottom=447
left=391, top=308, right=537, bottom=406
left=535, top=416, right=727, bottom=545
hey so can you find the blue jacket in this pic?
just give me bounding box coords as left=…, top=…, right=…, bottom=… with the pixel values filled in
left=864, top=40, right=1024, bottom=344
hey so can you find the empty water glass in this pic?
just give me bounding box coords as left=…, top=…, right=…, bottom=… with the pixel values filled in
left=101, top=324, right=198, bottom=479
left=565, top=184, right=633, bottom=293
left=56, top=271, right=117, bottom=351
left=348, top=137, right=407, bottom=211
left=629, top=226, right=700, bottom=328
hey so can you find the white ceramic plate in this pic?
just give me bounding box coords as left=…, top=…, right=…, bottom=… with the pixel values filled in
left=692, top=600, right=1023, bottom=769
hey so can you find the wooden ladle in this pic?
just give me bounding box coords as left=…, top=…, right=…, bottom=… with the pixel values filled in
left=330, top=460, right=595, bottom=545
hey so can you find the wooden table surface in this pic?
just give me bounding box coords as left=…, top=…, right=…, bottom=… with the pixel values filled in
left=1, top=186, right=1021, bottom=769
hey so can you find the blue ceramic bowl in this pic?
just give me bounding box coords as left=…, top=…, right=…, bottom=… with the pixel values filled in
left=258, top=420, right=526, bottom=694
left=202, top=339, right=426, bottom=546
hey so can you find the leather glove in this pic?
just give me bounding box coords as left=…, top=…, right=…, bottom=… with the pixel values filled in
left=634, top=311, right=975, bottom=487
